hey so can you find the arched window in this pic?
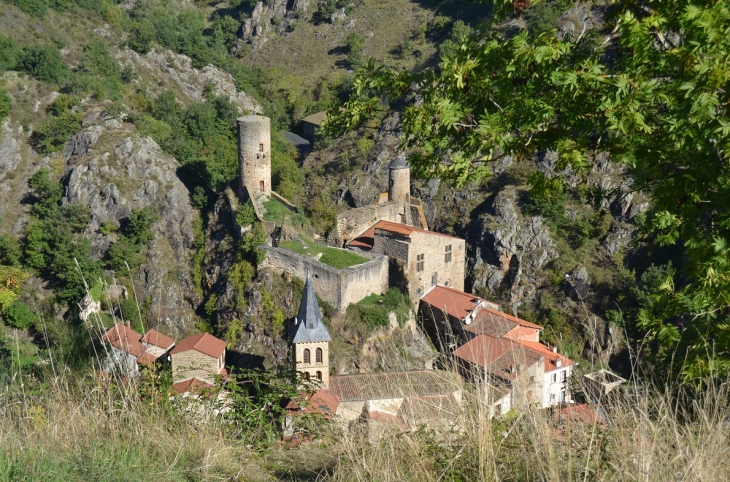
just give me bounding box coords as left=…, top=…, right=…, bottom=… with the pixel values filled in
left=303, top=348, right=310, bottom=364
left=316, top=347, right=323, bottom=364
left=304, top=372, right=310, bottom=380
left=316, top=371, right=322, bottom=381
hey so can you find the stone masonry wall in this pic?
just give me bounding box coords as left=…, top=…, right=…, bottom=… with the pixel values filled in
left=406, top=231, right=466, bottom=304
left=172, top=350, right=219, bottom=383
left=389, top=168, right=410, bottom=203
left=258, top=244, right=389, bottom=310
left=293, top=340, right=330, bottom=388
left=330, top=202, right=400, bottom=247
left=238, top=115, right=271, bottom=198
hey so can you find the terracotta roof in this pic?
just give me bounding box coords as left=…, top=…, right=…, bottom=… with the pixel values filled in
left=136, top=351, right=159, bottom=366
left=557, top=404, right=603, bottom=425
left=465, top=310, right=519, bottom=338
left=420, top=285, right=487, bottom=320
left=454, top=334, right=518, bottom=371
left=519, top=340, right=575, bottom=372
left=171, top=377, right=216, bottom=396
left=329, top=370, right=461, bottom=402
left=482, top=308, right=543, bottom=331
left=347, top=225, right=375, bottom=249
left=101, top=323, right=146, bottom=357
left=170, top=333, right=226, bottom=358
left=141, top=329, right=175, bottom=350
left=372, top=220, right=461, bottom=240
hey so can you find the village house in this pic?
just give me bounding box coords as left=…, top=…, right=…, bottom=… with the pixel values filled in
left=349, top=221, right=466, bottom=306
left=170, top=333, right=227, bottom=385
left=100, top=323, right=176, bottom=378
left=300, top=110, right=327, bottom=144
left=419, top=285, right=575, bottom=409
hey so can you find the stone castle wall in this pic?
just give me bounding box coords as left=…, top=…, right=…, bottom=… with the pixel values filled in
left=258, top=244, right=389, bottom=309
left=238, top=115, right=271, bottom=198
left=330, top=202, right=401, bottom=247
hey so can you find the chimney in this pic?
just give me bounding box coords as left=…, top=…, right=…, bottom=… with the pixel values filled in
left=556, top=359, right=562, bottom=368
left=552, top=346, right=558, bottom=353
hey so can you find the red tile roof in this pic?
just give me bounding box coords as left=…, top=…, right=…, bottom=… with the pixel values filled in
left=171, top=377, right=216, bottom=396
left=465, top=310, right=520, bottom=338
left=348, top=220, right=462, bottom=249
left=520, top=340, right=576, bottom=372
left=101, top=323, right=146, bottom=357
left=170, top=333, right=226, bottom=358
left=136, top=351, right=159, bottom=366
left=141, top=329, right=175, bottom=350
left=483, top=308, right=543, bottom=330
left=453, top=334, right=519, bottom=372
left=420, top=285, right=489, bottom=320
left=329, top=370, right=461, bottom=402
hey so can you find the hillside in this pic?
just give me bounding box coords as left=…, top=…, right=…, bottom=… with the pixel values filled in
left=0, top=0, right=729, bottom=479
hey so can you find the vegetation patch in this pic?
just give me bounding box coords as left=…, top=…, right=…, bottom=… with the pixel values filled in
left=279, top=237, right=368, bottom=269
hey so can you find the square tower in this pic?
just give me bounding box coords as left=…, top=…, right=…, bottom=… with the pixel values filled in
left=238, top=115, right=271, bottom=199
left=289, top=272, right=331, bottom=388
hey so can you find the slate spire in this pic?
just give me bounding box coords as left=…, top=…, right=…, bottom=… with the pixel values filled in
left=290, top=271, right=331, bottom=343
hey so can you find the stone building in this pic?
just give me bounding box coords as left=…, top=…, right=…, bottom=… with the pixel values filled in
left=289, top=272, right=332, bottom=388
left=420, top=285, right=575, bottom=409
left=329, top=156, right=429, bottom=247
left=238, top=114, right=271, bottom=199
left=349, top=221, right=466, bottom=306
left=170, top=333, right=227, bottom=384
left=100, top=323, right=176, bottom=378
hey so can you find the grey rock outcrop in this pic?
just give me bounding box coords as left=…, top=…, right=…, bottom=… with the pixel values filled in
left=64, top=114, right=199, bottom=335
left=123, top=48, right=262, bottom=114
left=470, top=190, right=558, bottom=307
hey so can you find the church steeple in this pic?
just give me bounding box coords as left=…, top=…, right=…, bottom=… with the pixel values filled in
left=290, top=272, right=331, bottom=387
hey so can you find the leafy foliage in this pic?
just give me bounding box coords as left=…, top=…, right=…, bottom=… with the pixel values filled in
left=18, top=44, right=69, bottom=84
left=3, top=301, right=35, bottom=329
left=29, top=95, right=82, bottom=154
left=329, top=0, right=730, bottom=378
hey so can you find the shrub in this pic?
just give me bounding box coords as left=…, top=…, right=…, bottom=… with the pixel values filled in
left=18, top=45, right=69, bottom=84
left=3, top=301, right=34, bottom=329
left=236, top=201, right=257, bottom=227
left=0, top=35, right=19, bottom=72
left=345, top=33, right=365, bottom=69
left=0, top=86, right=10, bottom=123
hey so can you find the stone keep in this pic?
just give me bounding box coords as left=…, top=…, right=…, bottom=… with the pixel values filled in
left=388, top=155, right=410, bottom=203
left=238, top=115, right=271, bottom=198
left=289, top=272, right=331, bottom=388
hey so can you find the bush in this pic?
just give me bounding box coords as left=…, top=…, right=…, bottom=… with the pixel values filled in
left=0, top=35, right=19, bottom=72
left=3, top=301, right=34, bottom=329
left=18, top=45, right=69, bottom=84
left=345, top=32, right=365, bottom=70
left=0, top=86, right=10, bottom=123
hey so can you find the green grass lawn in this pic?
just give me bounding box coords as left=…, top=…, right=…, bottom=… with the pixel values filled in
left=279, top=237, right=369, bottom=269
left=262, top=197, right=310, bottom=228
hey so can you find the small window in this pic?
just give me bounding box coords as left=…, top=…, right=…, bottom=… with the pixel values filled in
left=416, top=253, right=425, bottom=272
left=445, top=245, right=452, bottom=263
left=303, top=348, right=310, bottom=365
left=304, top=372, right=310, bottom=380
left=431, top=273, right=437, bottom=286
left=551, top=373, right=557, bottom=383
left=316, top=347, right=323, bottom=364
left=316, top=371, right=322, bottom=381
left=561, top=371, right=567, bottom=382
left=258, top=142, right=264, bottom=152
left=560, top=390, right=566, bottom=403
left=549, top=393, right=556, bottom=403
left=260, top=180, right=265, bottom=192
left=530, top=376, right=535, bottom=383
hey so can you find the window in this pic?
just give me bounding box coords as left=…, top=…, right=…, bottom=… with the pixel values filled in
left=304, top=372, right=310, bottom=380
left=560, top=390, right=566, bottom=403
left=258, top=142, right=264, bottom=152
left=316, top=371, right=322, bottom=381
left=550, top=393, right=556, bottom=404
left=260, top=180, right=265, bottom=192
left=560, top=370, right=567, bottom=382
left=529, top=376, right=535, bottom=383
left=316, top=347, right=323, bottom=364
left=431, top=273, right=437, bottom=285
left=416, top=253, right=425, bottom=272
left=445, top=245, right=452, bottom=263
left=303, top=348, right=310, bottom=364
left=551, top=373, right=557, bottom=383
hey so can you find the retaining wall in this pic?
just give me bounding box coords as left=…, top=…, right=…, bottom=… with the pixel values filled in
left=259, top=244, right=389, bottom=310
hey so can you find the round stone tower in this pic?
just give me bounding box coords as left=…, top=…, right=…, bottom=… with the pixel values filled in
left=238, top=115, right=271, bottom=199
left=388, top=154, right=410, bottom=203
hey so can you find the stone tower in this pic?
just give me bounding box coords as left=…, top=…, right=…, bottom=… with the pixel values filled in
left=289, top=272, right=331, bottom=388
left=388, top=154, right=410, bottom=203
left=237, top=114, right=271, bottom=199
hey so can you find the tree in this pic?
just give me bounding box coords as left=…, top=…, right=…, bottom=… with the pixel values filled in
left=3, top=301, right=34, bottom=329
left=18, top=45, right=69, bottom=84
left=328, top=0, right=730, bottom=379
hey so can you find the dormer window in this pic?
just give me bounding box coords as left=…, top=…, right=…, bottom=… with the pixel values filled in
left=258, top=142, right=264, bottom=152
